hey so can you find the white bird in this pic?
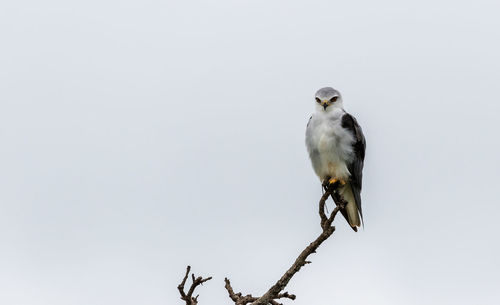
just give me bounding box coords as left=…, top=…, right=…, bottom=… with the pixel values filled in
left=305, top=87, right=366, bottom=231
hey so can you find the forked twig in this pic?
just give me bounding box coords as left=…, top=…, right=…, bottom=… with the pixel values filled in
left=177, top=266, right=212, bottom=305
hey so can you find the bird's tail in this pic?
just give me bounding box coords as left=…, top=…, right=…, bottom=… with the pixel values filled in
left=339, top=185, right=361, bottom=230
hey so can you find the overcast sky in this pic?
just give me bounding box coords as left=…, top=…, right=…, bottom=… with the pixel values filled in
left=1, top=1, right=499, bottom=305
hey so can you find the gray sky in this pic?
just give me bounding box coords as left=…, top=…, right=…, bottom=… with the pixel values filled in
left=1, top=1, right=499, bottom=304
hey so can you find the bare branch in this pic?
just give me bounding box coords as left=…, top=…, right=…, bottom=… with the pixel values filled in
left=224, top=278, right=260, bottom=305
left=222, top=181, right=344, bottom=305
left=318, top=189, right=330, bottom=230
left=179, top=180, right=347, bottom=305
left=177, top=266, right=212, bottom=305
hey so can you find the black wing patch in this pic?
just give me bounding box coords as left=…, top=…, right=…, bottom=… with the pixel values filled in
left=341, top=112, right=366, bottom=223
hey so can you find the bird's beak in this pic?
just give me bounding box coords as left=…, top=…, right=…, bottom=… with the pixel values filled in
left=321, top=100, right=329, bottom=110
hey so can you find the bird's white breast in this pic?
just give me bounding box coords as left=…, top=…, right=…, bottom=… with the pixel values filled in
left=305, top=108, right=355, bottom=181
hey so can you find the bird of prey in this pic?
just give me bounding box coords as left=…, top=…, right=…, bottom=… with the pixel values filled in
left=305, top=87, right=366, bottom=231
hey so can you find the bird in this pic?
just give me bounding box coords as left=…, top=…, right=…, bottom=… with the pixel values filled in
left=305, top=87, right=366, bottom=231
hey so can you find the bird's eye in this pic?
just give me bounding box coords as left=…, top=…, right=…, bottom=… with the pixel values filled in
left=330, top=96, right=338, bottom=102
left=315, top=97, right=321, bottom=103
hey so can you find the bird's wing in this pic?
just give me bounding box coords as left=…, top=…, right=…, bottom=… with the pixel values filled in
left=341, top=112, right=366, bottom=223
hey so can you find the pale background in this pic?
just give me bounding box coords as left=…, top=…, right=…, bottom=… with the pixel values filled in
left=1, top=1, right=499, bottom=305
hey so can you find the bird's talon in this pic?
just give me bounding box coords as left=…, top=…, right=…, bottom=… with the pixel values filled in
left=328, top=178, right=338, bottom=185
left=328, top=178, right=346, bottom=186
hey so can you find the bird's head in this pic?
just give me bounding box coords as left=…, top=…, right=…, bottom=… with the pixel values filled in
left=314, top=87, right=343, bottom=112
